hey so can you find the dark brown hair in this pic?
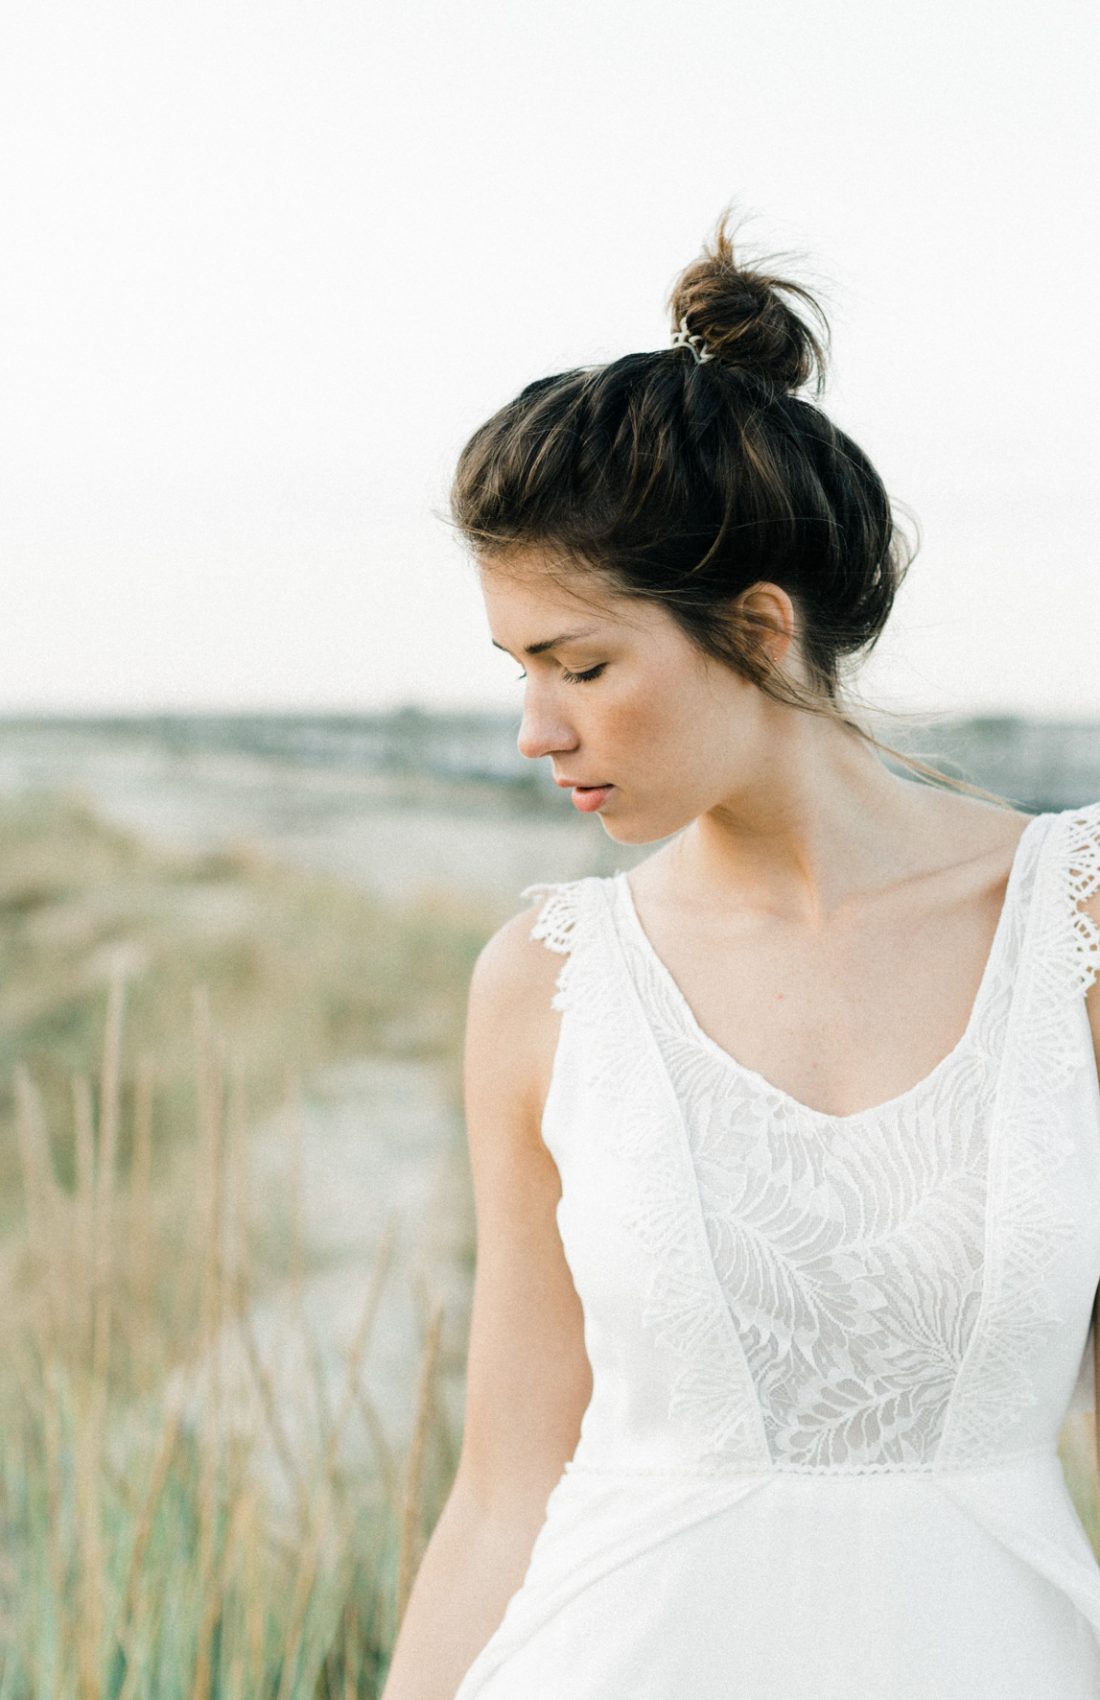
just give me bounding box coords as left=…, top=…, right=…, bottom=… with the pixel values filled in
left=447, top=204, right=1015, bottom=808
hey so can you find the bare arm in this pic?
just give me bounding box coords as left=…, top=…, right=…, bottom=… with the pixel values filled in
left=379, top=903, right=593, bottom=1700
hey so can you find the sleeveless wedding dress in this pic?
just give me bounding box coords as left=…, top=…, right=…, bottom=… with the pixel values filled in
left=453, top=800, right=1100, bottom=1699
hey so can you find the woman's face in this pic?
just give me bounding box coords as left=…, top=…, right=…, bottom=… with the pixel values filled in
left=479, top=556, right=791, bottom=846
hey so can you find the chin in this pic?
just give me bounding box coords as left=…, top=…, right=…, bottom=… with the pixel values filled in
left=597, top=808, right=688, bottom=848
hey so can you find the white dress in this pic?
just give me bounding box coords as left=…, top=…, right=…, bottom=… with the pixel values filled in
left=453, top=801, right=1100, bottom=1700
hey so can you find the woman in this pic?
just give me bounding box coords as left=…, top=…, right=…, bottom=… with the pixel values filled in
left=380, top=208, right=1100, bottom=1699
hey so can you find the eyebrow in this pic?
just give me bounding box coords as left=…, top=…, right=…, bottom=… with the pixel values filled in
left=491, top=625, right=600, bottom=658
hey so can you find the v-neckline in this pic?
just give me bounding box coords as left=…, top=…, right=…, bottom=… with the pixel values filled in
left=609, top=811, right=1048, bottom=1126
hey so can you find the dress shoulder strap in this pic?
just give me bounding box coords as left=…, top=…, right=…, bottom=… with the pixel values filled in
left=1031, top=800, right=1100, bottom=1009
left=1024, top=801, right=1100, bottom=1428
left=519, top=876, right=613, bottom=1015
left=1062, top=800, right=1100, bottom=996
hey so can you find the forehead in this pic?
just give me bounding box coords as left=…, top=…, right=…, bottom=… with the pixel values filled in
left=478, top=556, right=652, bottom=644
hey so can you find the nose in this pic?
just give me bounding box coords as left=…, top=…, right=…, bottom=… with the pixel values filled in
left=517, top=694, right=577, bottom=764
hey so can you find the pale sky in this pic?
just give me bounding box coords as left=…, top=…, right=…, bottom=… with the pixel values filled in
left=2, top=0, right=1096, bottom=719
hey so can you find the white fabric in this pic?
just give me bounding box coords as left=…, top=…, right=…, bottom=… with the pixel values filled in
left=453, top=801, right=1100, bottom=1699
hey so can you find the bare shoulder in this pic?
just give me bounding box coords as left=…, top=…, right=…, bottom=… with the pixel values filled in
left=470, top=896, right=565, bottom=1004
left=466, top=895, right=570, bottom=1139
left=916, top=792, right=1036, bottom=862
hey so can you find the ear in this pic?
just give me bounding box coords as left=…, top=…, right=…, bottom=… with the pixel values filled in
left=735, top=582, right=797, bottom=663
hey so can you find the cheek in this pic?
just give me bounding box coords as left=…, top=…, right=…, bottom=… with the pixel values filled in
left=608, top=677, right=707, bottom=756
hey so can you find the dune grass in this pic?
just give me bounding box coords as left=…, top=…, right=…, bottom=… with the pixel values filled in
left=2, top=964, right=464, bottom=1697
left=0, top=790, right=494, bottom=1695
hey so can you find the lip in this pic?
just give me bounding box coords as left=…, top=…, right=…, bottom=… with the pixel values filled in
left=554, top=777, right=610, bottom=788
left=568, top=782, right=615, bottom=813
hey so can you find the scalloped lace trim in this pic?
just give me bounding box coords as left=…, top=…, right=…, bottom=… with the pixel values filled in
left=1067, top=804, right=1100, bottom=997
left=520, top=879, right=598, bottom=1014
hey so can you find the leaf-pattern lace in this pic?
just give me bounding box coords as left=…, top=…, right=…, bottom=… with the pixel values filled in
left=520, top=802, right=1100, bottom=1475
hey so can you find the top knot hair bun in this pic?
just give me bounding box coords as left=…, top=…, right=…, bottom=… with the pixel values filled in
left=667, top=204, right=831, bottom=396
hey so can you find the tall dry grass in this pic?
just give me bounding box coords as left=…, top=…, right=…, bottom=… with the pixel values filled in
left=0, top=790, right=495, bottom=1237
left=1, top=961, right=463, bottom=1698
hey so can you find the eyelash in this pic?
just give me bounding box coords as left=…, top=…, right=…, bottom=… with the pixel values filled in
left=515, top=664, right=607, bottom=685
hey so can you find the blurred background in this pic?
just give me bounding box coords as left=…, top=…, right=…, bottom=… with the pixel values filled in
left=0, top=0, right=1097, bottom=1693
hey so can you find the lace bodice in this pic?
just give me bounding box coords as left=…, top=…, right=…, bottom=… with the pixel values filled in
left=519, top=803, right=1100, bottom=1478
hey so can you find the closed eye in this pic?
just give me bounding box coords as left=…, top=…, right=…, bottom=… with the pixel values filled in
left=515, top=664, right=607, bottom=684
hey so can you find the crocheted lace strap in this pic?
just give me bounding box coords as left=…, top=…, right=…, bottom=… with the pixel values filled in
left=519, top=878, right=604, bottom=1015
left=1059, top=800, right=1100, bottom=1000
left=1034, top=800, right=1100, bottom=1428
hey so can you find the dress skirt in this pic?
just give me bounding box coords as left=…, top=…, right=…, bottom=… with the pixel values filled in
left=454, top=1450, right=1100, bottom=1700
